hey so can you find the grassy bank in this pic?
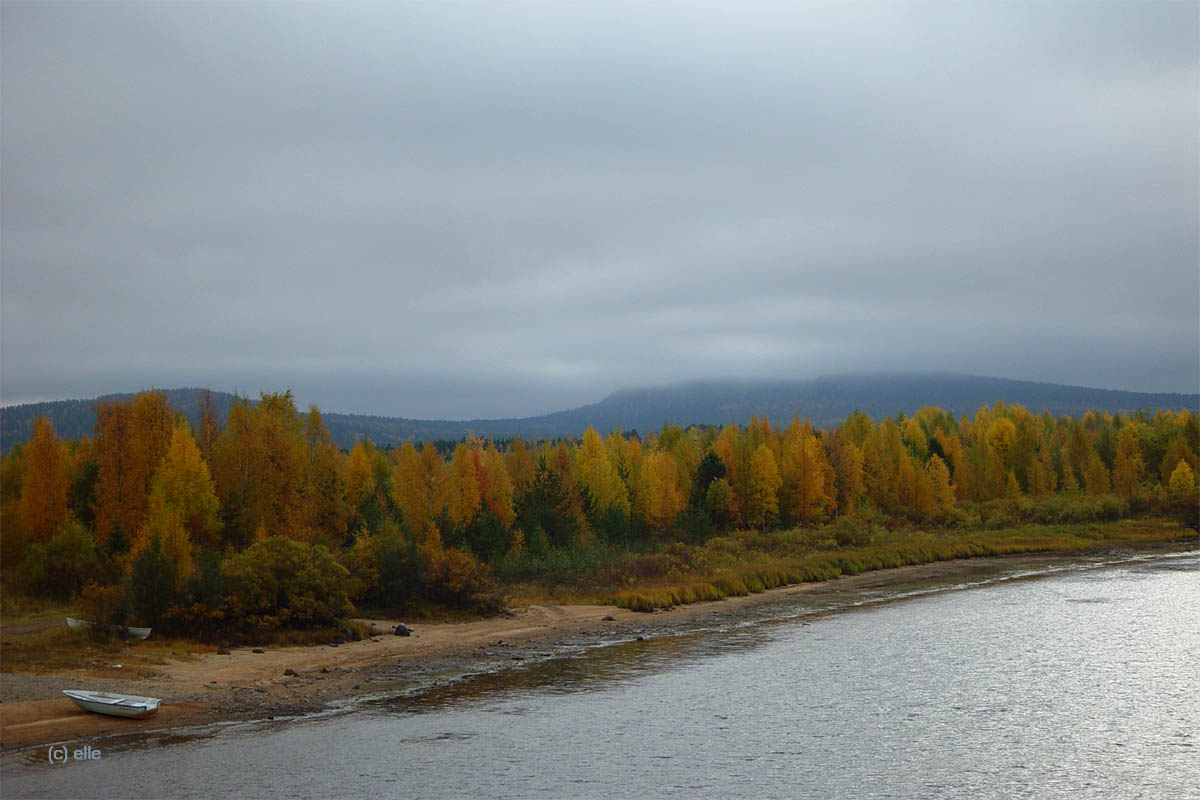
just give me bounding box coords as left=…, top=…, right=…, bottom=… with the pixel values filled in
left=0, top=594, right=214, bottom=676
left=499, top=519, right=1192, bottom=611
left=2, top=521, right=1191, bottom=671
left=0, top=594, right=354, bottom=678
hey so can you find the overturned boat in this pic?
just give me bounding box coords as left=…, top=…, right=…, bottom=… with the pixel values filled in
left=66, top=617, right=152, bottom=640
left=62, top=690, right=161, bottom=719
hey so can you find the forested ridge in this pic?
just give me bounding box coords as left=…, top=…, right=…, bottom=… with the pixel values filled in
left=2, top=389, right=1197, bottom=637
left=4, top=374, right=1196, bottom=453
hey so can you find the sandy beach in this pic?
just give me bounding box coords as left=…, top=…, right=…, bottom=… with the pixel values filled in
left=1, top=546, right=1187, bottom=752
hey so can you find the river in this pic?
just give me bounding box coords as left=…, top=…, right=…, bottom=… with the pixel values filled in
left=4, top=548, right=1198, bottom=799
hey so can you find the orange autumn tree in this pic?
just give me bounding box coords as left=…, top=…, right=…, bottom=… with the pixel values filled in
left=1027, top=444, right=1058, bottom=497
left=1083, top=452, right=1111, bottom=495
left=129, top=422, right=222, bottom=592
left=390, top=442, right=447, bottom=536
left=137, top=500, right=196, bottom=595
left=18, top=418, right=70, bottom=542
left=1159, top=436, right=1198, bottom=484
left=254, top=391, right=305, bottom=537
left=779, top=418, right=832, bottom=526
left=925, top=454, right=956, bottom=511
left=504, top=438, right=536, bottom=497
left=344, top=440, right=377, bottom=513
left=712, top=424, right=748, bottom=524
left=300, top=406, right=351, bottom=546
left=547, top=441, right=589, bottom=535
left=209, top=397, right=260, bottom=545
left=482, top=443, right=516, bottom=527
left=640, top=449, right=686, bottom=533
left=1168, top=460, right=1195, bottom=494
left=144, top=422, right=221, bottom=548
left=895, top=452, right=923, bottom=515
left=444, top=441, right=483, bottom=528
left=827, top=432, right=864, bottom=516
left=902, top=418, right=929, bottom=461
left=744, top=444, right=782, bottom=529
left=390, top=442, right=434, bottom=535
left=210, top=392, right=304, bottom=546
left=195, top=389, right=221, bottom=466
left=93, top=393, right=173, bottom=548
left=860, top=425, right=899, bottom=512
left=1110, top=427, right=1145, bottom=499
left=605, top=429, right=642, bottom=512
left=667, top=430, right=701, bottom=505
left=577, top=426, right=630, bottom=516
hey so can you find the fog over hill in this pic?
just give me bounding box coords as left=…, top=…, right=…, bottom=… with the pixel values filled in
left=2, top=374, right=1197, bottom=453
left=3, top=4, right=1197, bottom=422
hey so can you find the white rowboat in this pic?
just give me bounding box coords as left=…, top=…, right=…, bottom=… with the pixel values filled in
left=62, top=690, right=161, bottom=719
left=66, top=617, right=152, bottom=640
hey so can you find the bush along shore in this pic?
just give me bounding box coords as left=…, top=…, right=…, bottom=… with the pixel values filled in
left=1, top=390, right=1197, bottom=642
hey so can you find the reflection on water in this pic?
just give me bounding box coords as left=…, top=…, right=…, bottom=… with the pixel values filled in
left=4, top=548, right=1197, bottom=800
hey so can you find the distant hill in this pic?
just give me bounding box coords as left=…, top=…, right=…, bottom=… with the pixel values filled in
left=2, top=374, right=1197, bottom=453
left=440, top=374, right=1199, bottom=443
left=0, top=389, right=244, bottom=453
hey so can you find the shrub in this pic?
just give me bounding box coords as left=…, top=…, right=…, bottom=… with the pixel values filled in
left=428, top=547, right=501, bottom=613
left=1163, top=484, right=1200, bottom=531
left=222, top=537, right=352, bottom=628
left=377, top=532, right=425, bottom=606
left=593, top=506, right=635, bottom=549
left=925, top=506, right=975, bottom=530
left=980, top=498, right=1034, bottom=529
left=627, top=551, right=679, bottom=580
left=676, top=508, right=715, bottom=545
left=159, top=602, right=231, bottom=638
left=76, top=581, right=130, bottom=629
left=0, top=502, right=29, bottom=569
left=127, top=534, right=178, bottom=626
left=341, top=522, right=425, bottom=609
left=1025, top=494, right=1129, bottom=525
left=20, top=516, right=116, bottom=600
left=340, top=526, right=382, bottom=604
left=187, top=548, right=225, bottom=608
left=459, top=509, right=513, bottom=563
left=830, top=516, right=871, bottom=547
left=1096, top=495, right=1127, bottom=520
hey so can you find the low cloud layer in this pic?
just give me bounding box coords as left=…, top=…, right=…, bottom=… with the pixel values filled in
left=3, top=2, right=1197, bottom=418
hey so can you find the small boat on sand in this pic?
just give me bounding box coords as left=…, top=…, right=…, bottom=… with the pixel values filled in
left=63, top=690, right=161, bottom=719
left=66, top=617, right=152, bottom=640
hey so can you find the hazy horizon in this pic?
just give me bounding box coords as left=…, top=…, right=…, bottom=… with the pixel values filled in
left=3, top=371, right=1198, bottom=424
left=4, top=2, right=1197, bottom=418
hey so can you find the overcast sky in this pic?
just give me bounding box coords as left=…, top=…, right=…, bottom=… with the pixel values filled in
left=2, top=2, right=1197, bottom=419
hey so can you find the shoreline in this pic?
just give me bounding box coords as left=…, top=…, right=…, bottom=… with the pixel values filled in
left=2, top=539, right=1194, bottom=753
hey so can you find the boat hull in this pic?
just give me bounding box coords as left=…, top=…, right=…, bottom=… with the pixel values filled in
left=62, top=690, right=161, bottom=719
left=66, top=617, right=152, bottom=640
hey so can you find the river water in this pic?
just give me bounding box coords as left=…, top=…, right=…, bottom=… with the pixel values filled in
left=4, top=549, right=1198, bottom=799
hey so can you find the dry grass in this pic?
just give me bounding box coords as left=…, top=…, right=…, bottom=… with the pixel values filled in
left=0, top=625, right=214, bottom=677
left=0, top=590, right=374, bottom=677
left=0, top=593, right=217, bottom=677
left=607, top=519, right=1190, bottom=612
left=503, top=519, right=1190, bottom=608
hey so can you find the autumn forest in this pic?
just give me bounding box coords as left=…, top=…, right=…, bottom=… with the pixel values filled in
left=2, top=389, right=1197, bottom=637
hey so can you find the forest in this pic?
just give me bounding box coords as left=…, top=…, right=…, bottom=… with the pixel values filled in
left=1, top=389, right=1197, bottom=638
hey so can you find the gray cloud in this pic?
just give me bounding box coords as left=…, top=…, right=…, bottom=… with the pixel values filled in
left=3, top=2, right=1197, bottom=418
